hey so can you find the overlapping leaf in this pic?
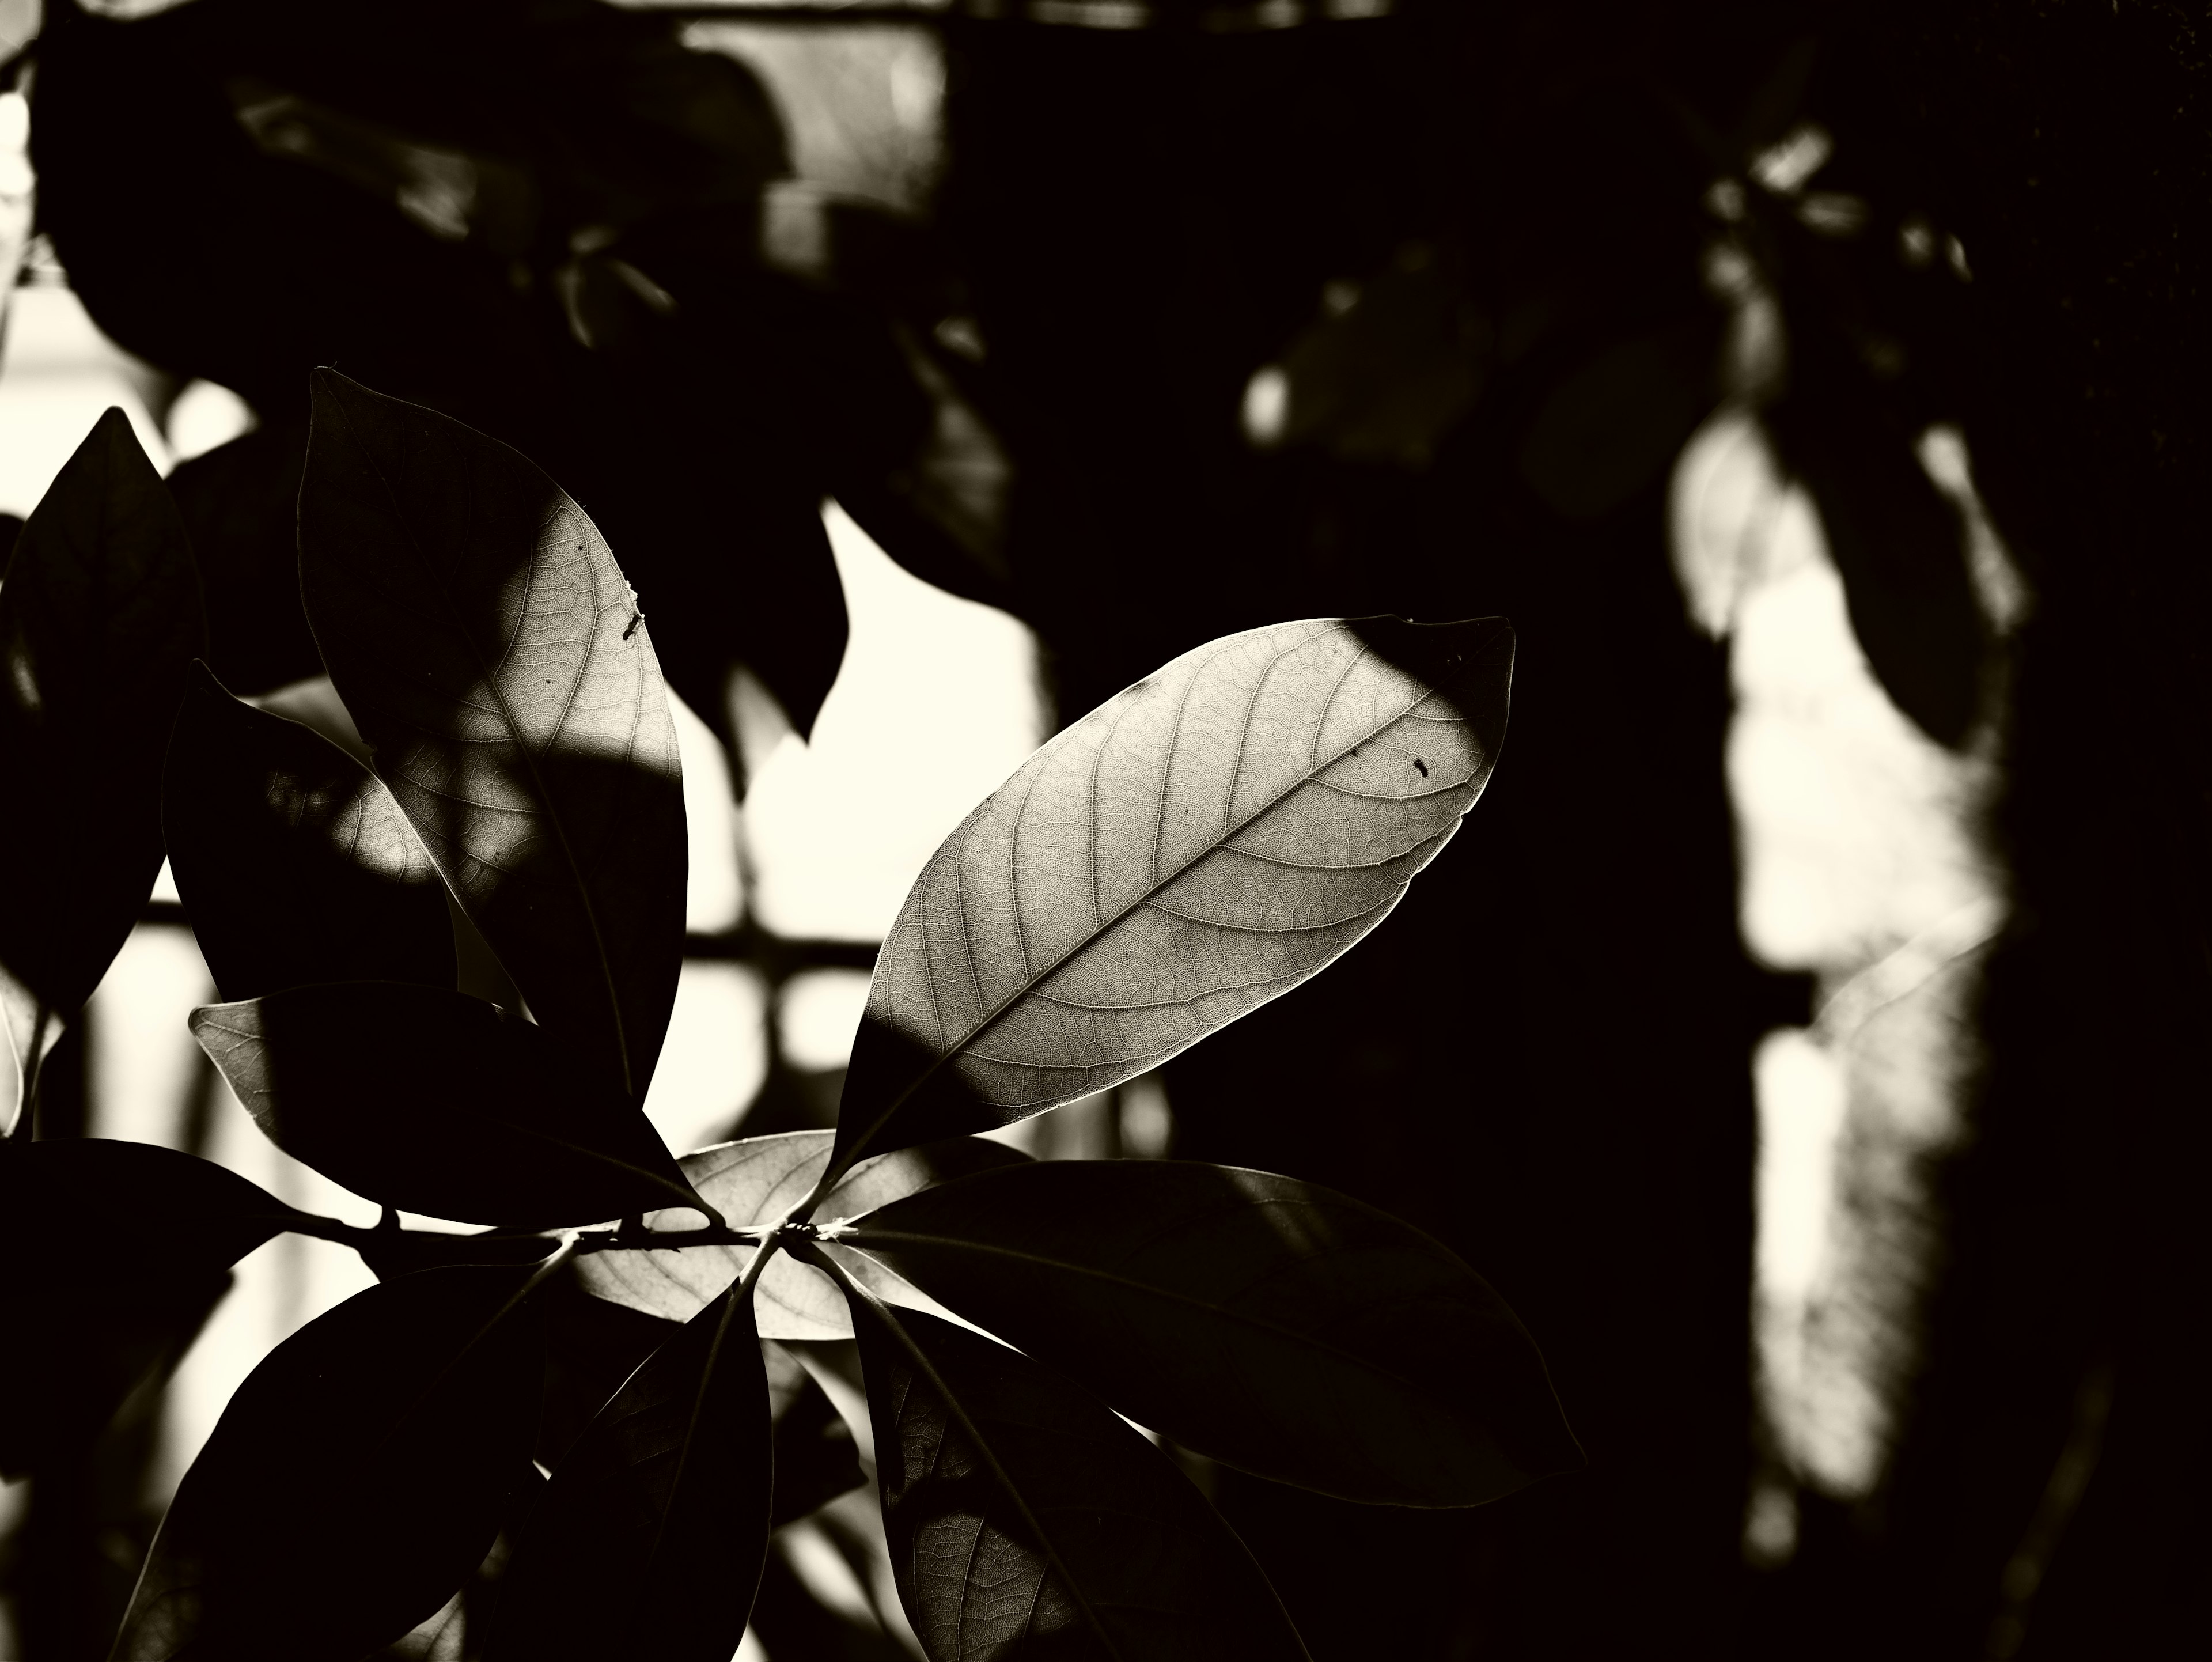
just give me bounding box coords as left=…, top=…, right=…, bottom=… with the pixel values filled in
left=111, top=1265, right=548, bottom=1662
left=297, top=370, right=686, bottom=1108
left=490, top=1284, right=772, bottom=1662
left=575, top=1130, right=1025, bottom=1339
left=164, top=661, right=455, bottom=1000
left=0, top=1138, right=290, bottom=1477
left=843, top=1293, right=1312, bottom=1662
left=843, top=1160, right=1581, bottom=1507
left=190, top=981, right=710, bottom=1226
left=827, top=614, right=1515, bottom=1187
left=0, top=408, right=203, bottom=1133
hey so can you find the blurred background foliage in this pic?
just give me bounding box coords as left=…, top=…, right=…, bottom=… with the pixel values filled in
left=1, top=0, right=2208, bottom=1657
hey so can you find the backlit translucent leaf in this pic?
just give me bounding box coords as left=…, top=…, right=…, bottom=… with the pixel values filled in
left=844, top=1160, right=1581, bottom=1508
left=298, top=370, right=685, bottom=1108
left=846, top=1294, right=1310, bottom=1662
left=164, top=661, right=455, bottom=1000
left=190, top=982, right=709, bottom=1226
left=111, top=1265, right=547, bottom=1662
left=0, top=408, right=203, bottom=1133
left=574, top=1130, right=1025, bottom=1339
left=490, top=1286, right=771, bottom=1662
left=828, top=615, right=1514, bottom=1184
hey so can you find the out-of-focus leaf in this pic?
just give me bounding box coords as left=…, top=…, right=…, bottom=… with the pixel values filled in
left=575, top=1130, right=1027, bottom=1339
left=1517, top=319, right=1721, bottom=520
left=297, top=370, right=687, bottom=1110
left=1766, top=393, right=1984, bottom=745
left=164, top=661, right=455, bottom=1000
left=189, top=982, right=710, bottom=1226
left=845, top=1160, right=1580, bottom=1508
left=0, top=408, right=204, bottom=1133
left=0, top=1138, right=290, bottom=1478
left=827, top=615, right=1514, bottom=1187
left=766, top=1337, right=865, bottom=1524
left=111, top=1264, right=548, bottom=1662
left=843, top=1294, right=1312, bottom=1662
left=490, top=1285, right=771, bottom=1662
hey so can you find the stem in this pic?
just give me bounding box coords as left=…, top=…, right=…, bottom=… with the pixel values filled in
left=267, top=1208, right=778, bottom=1259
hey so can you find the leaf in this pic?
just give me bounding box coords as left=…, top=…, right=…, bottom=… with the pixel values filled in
left=297, top=369, right=687, bottom=1109
left=766, top=1337, right=866, bottom=1524
left=190, top=981, right=710, bottom=1226
left=488, top=1284, right=772, bottom=1662
left=842, top=1292, right=1312, bottom=1662
left=164, top=661, right=456, bottom=1001
left=574, top=1130, right=1027, bottom=1339
left=111, top=1263, right=548, bottom=1662
left=842, top=1160, right=1581, bottom=1508
left=827, top=614, right=1515, bottom=1186
left=1517, top=319, right=1721, bottom=520
left=0, top=408, right=204, bottom=1133
left=0, top=1137, right=289, bottom=1478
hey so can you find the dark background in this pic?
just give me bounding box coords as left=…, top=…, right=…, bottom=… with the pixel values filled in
left=5, top=0, right=2210, bottom=1656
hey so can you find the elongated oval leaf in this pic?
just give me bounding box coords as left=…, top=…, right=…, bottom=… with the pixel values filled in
left=827, top=615, right=1513, bottom=1184
left=842, top=1160, right=1580, bottom=1508
left=111, top=1263, right=548, bottom=1662
left=574, top=1130, right=1026, bottom=1339
left=164, top=660, right=456, bottom=1000
left=190, top=981, right=710, bottom=1226
left=297, top=369, right=686, bottom=1108
left=0, top=408, right=204, bottom=1132
left=0, top=1138, right=290, bottom=1478
left=490, top=1284, right=772, bottom=1662
left=842, top=1290, right=1312, bottom=1662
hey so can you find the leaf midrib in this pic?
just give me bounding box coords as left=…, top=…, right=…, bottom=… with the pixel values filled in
left=836, top=625, right=1497, bottom=1175
left=321, top=385, right=638, bottom=1100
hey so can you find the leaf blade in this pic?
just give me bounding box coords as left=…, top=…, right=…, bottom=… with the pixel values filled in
left=488, top=1283, right=773, bottom=1662
left=190, top=981, right=707, bottom=1226
left=0, top=408, right=204, bottom=1131
left=842, top=1160, right=1581, bottom=1508
left=110, top=1264, right=548, bottom=1662
left=164, top=660, right=456, bottom=1000
left=297, top=369, right=686, bottom=1107
left=828, top=615, right=1513, bottom=1182
left=839, top=1290, right=1312, bottom=1662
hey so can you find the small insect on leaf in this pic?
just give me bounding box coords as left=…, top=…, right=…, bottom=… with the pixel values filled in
left=823, top=614, right=1514, bottom=1192
left=298, top=369, right=687, bottom=1111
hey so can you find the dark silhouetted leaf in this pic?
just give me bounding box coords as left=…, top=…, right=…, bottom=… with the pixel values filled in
left=190, top=982, right=710, bottom=1226
left=164, top=661, right=455, bottom=1000
left=842, top=1292, right=1311, bottom=1662
left=0, top=408, right=204, bottom=1132
left=0, top=1138, right=290, bottom=1477
left=1517, top=319, right=1721, bottom=520
left=166, top=419, right=328, bottom=696
left=490, top=1284, right=771, bottom=1662
left=1767, top=397, right=1984, bottom=745
left=575, top=1130, right=1027, bottom=1338
left=297, top=369, right=686, bottom=1109
left=766, top=1337, right=866, bottom=1524
left=112, top=1264, right=548, bottom=1662
left=826, top=615, right=1514, bottom=1188
left=844, top=1160, right=1580, bottom=1508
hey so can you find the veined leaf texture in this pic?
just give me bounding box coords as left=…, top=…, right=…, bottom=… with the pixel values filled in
left=831, top=614, right=1514, bottom=1177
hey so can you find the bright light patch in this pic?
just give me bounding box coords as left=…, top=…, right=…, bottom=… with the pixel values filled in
left=165, top=379, right=256, bottom=465
left=779, top=967, right=872, bottom=1072
left=643, top=960, right=769, bottom=1156
left=1243, top=365, right=1290, bottom=447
